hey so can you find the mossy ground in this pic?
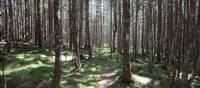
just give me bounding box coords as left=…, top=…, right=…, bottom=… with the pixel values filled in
left=0, top=45, right=179, bottom=88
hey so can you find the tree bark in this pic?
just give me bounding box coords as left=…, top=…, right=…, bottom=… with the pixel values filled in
left=48, top=0, right=53, bottom=51
left=52, top=0, right=62, bottom=86
left=112, top=0, right=117, bottom=53
left=79, top=0, right=83, bottom=48
left=157, top=0, right=162, bottom=63
left=122, top=0, right=132, bottom=83
left=7, top=0, right=13, bottom=52
left=85, top=0, right=92, bottom=59
left=35, top=0, right=42, bottom=48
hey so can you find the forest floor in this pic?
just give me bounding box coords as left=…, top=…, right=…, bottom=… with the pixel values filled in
left=0, top=44, right=199, bottom=88
left=97, top=64, right=115, bottom=88
left=0, top=45, right=168, bottom=88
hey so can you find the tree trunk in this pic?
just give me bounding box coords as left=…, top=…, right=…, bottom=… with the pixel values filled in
left=35, top=0, right=42, bottom=48
left=134, top=0, right=139, bottom=58
left=25, top=0, right=30, bottom=42
left=122, top=0, right=132, bottom=83
left=112, top=0, right=117, bottom=53
left=7, top=0, right=13, bottom=52
left=110, top=0, right=113, bottom=53
left=85, top=0, right=92, bottom=59
left=48, top=0, right=53, bottom=51
left=191, top=0, right=198, bottom=80
left=69, top=0, right=73, bottom=50
left=117, top=0, right=122, bottom=54
left=71, top=0, right=81, bottom=72
left=79, top=0, right=83, bottom=48
left=157, top=0, right=162, bottom=63
left=52, top=0, right=62, bottom=86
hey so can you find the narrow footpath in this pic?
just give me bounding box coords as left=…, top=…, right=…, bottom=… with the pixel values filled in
left=97, top=64, right=115, bottom=88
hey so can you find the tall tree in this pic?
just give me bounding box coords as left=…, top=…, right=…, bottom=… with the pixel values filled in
left=52, top=0, right=62, bottom=86
left=141, top=0, right=145, bottom=55
left=0, top=0, right=2, bottom=41
left=35, top=0, right=42, bottom=48
left=48, top=0, right=53, bottom=51
left=122, top=0, right=132, bottom=83
left=69, top=0, right=73, bottom=50
left=7, top=0, right=13, bottom=52
left=117, top=0, right=122, bottom=54
left=182, top=0, right=190, bottom=87
left=79, top=0, right=83, bottom=48
left=134, top=0, right=139, bottom=58
left=25, top=0, right=30, bottom=42
left=72, top=0, right=81, bottom=72
left=112, top=0, right=117, bottom=52
left=85, top=0, right=92, bottom=59
left=109, top=0, right=113, bottom=53
left=156, top=0, right=162, bottom=63
left=191, top=0, right=198, bottom=80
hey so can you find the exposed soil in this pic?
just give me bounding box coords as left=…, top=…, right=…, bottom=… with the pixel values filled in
left=97, top=64, right=115, bottom=88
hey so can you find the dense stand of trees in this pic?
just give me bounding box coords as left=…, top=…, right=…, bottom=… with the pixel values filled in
left=0, top=0, right=200, bottom=87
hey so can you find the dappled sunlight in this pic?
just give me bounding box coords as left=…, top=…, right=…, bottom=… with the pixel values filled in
left=60, top=58, right=107, bottom=88
left=40, top=54, right=47, bottom=58
left=16, top=54, right=25, bottom=59
left=101, top=71, right=115, bottom=77
left=98, top=80, right=110, bottom=88
left=97, top=63, right=116, bottom=88
left=49, top=55, right=74, bottom=62
left=78, top=84, right=96, bottom=88
left=15, top=54, right=35, bottom=62
left=0, top=46, right=173, bottom=88
left=0, top=47, right=54, bottom=88
left=179, top=73, right=193, bottom=80
left=61, top=73, right=98, bottom=88
left=5, top=63, right=52, bottom=76
left=98, top=48, right=110, bottom=53
left=132, top=74, right=152, bottom=85
left=0, top=46, right=175, bottom=88
left=61, top=55, right=73, bottom=61
left=5, top=51, right=54, bottom=73
left=0, top=0, right=199, bottom=87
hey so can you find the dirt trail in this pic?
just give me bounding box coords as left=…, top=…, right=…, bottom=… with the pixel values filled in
left=97, top=64, right=115, bottom=88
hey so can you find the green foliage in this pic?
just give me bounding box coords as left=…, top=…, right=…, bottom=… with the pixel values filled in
left=0, top=46, right=176, bottom=88
left=60, top=59, right=106, bottom=88
left=0, top=47, right=54, bottom=88
left=110, top=62, right=137, bottom=88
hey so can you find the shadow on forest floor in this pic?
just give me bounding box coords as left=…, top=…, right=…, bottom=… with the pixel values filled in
left=0, top=45, right=54, bottom=88
left=1, top=45, right=199, bottom=88
left=60, top=48, right=110, bottom=88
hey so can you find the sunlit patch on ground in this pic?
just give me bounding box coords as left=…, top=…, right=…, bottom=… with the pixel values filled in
left=60, top=58, right=106, bottom=88
left=61, top=55, right=73, bottom=61
left=40, top=54, right=47, bottom=58
left=5, top=64, right=52, bottom=76
left=97, top=64, right=116, bottom=88
left=132, top=74, right=152, bottom=85
left=0, top=46, right=181, bottom=88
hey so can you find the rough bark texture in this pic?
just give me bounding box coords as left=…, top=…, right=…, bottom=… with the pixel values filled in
left=52, top=0, right=62, bottom=87
left=71, top=0, right=81, bottom=72
left=48, top=0, right=53, bottom=51
left=79, top=0, right=83, bottom=48
left=112, top=0, right=117, bottom=53
left=157, top=0, right=162, bottom=63
left=122, top=0, right=131, bottom=83
left=85, top=0, right=92, bottom=59
left=7, top=0, right=13, bottom=52
left=35, top=0, right=42, bottom=48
